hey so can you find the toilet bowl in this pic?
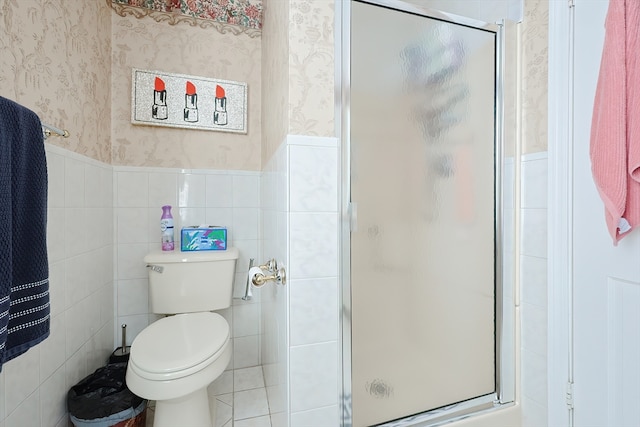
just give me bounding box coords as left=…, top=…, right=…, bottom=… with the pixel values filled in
left=126, top=248, right=239, bottom=427
left=126, top=312, right=232, bottom=427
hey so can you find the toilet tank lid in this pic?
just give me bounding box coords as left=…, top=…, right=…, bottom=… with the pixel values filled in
left=144, top=247, right=239, bottom=263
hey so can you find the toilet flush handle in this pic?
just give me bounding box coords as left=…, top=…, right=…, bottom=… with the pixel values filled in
left=146, top=264, right=164, bottom=274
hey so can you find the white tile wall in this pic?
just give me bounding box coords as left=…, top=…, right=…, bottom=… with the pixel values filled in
left=5, top=391, right=39, bottom=427
left=288, top=213, right=339, bottom=279
left=287, top=136, right=339, bottom=425
left=260, top=135, right=340, bottom=426
left=113, top=166, right=262, bottom=370
left=260, top=141, right=289, bottom=425
left=40, top=367, right=66, bottom=425
left=289, top=342, right=339, bottom=413
left=289, top=278, right=338, bottom=347
left=520, top=152, right=549, bottom=426
left=290, top=405, right=339, bottom=427
left=0, top=149, right=268, bottom=425
left=288, top=144, right=338, bottom=212
left=0, top=144, right=115, bottom=427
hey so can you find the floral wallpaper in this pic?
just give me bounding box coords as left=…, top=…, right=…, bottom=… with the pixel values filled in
left=0, top=0, right=112, bottom=163
left=113, top=0, right=262, bottom=30
left=111, top=9, right=262, bottom=169
left=522, top=0, right=548, bottom=154
left=288, top=0, right=335, bottom=137
left=260, top=0, right=290, bottom=164
left=260, top=0, right=335, bottom=164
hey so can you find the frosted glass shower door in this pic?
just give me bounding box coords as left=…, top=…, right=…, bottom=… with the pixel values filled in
left=349, top=2, right=498, bottom=426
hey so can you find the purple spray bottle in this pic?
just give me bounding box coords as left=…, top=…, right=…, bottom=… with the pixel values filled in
left=160, top=205, right=174, bottom=251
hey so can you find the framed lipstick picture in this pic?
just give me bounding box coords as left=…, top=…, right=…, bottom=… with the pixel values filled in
left=131, top=68, right=247, bottom=133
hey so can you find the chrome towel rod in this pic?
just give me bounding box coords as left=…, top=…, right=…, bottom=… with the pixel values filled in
left=41, top=122, right=70, bottom=139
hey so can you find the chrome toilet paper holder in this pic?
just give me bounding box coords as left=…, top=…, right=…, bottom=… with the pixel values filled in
left=259, top=258, right=279, bottom=273
left=251, top=266, right=286, bottom=287
left=242, top=258, right=286, bottom=301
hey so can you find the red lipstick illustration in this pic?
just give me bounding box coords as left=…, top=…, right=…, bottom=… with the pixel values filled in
left=152, top=77, right=168, bottom=120
left=184, top=80, right=198, bottom=122
left=214, top=84, right=228, bottom=126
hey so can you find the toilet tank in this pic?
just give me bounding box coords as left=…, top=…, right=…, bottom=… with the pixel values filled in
left=144, top=247, right=239, bottom=314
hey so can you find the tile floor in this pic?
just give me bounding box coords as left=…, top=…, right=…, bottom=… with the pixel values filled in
left=145, top=366, right=273, bottom=427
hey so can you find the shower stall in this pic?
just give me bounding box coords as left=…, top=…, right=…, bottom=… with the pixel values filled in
left=339, top=1, right=518, bottom=425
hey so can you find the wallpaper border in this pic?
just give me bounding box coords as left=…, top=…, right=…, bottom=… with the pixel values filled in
left=109, top=0, right=261, bottom=38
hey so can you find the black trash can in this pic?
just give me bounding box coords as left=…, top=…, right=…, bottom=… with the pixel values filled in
left=67, top=362, right=147, bottom=427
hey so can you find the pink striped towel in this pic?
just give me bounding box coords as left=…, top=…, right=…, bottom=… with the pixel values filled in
left=590, top=0, right=640, bottom=245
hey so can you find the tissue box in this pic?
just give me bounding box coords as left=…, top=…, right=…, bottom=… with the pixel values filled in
left=181, top=226, right=227, bottom=251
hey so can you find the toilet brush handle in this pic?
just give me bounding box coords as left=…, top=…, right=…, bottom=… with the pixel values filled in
left=121, top=324, right=127, bottom=350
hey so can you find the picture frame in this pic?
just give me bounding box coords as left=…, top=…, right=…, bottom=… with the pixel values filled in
left=131, top=68, right=248, bottom=134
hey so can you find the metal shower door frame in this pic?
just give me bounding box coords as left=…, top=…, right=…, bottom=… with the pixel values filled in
left=337, top=1, right=517, bottom=425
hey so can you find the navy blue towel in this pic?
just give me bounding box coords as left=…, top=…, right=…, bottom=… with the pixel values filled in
left=0, top=96, right=50, bottom=370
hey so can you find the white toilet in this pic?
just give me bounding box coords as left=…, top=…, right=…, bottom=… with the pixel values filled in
left=126, top=247, right=239, bottom=427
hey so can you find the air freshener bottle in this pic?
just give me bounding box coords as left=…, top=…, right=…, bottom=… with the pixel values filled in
left=160, top=205, right=174, bottom=251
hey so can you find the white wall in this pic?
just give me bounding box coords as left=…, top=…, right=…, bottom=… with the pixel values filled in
left=287, top=136, right=339, bottom=425
left=260, top=137, right=289, bottom=427
left=0, top=145, right=266, bottom=427
left=0, top=145, right=115, bottom=427
left=260, top=135, right=340, bottom=427
left=520, top=152, right=549, bottom=426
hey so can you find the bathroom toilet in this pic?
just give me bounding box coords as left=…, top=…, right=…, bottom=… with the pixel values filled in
left=126, top=248, right=239, bottom=427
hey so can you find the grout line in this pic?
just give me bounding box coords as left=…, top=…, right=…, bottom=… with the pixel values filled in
left=231, top=368, right=235, bottom=426
left=261, top=366, right=273, bottom=416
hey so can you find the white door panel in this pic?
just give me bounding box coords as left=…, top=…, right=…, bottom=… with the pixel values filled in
left=573, top=1, right=640, bottom=425
left=606, top=278, right=640, bottom=426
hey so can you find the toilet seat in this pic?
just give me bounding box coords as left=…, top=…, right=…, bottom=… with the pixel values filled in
left=129, top=312, right=229, bottom=382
